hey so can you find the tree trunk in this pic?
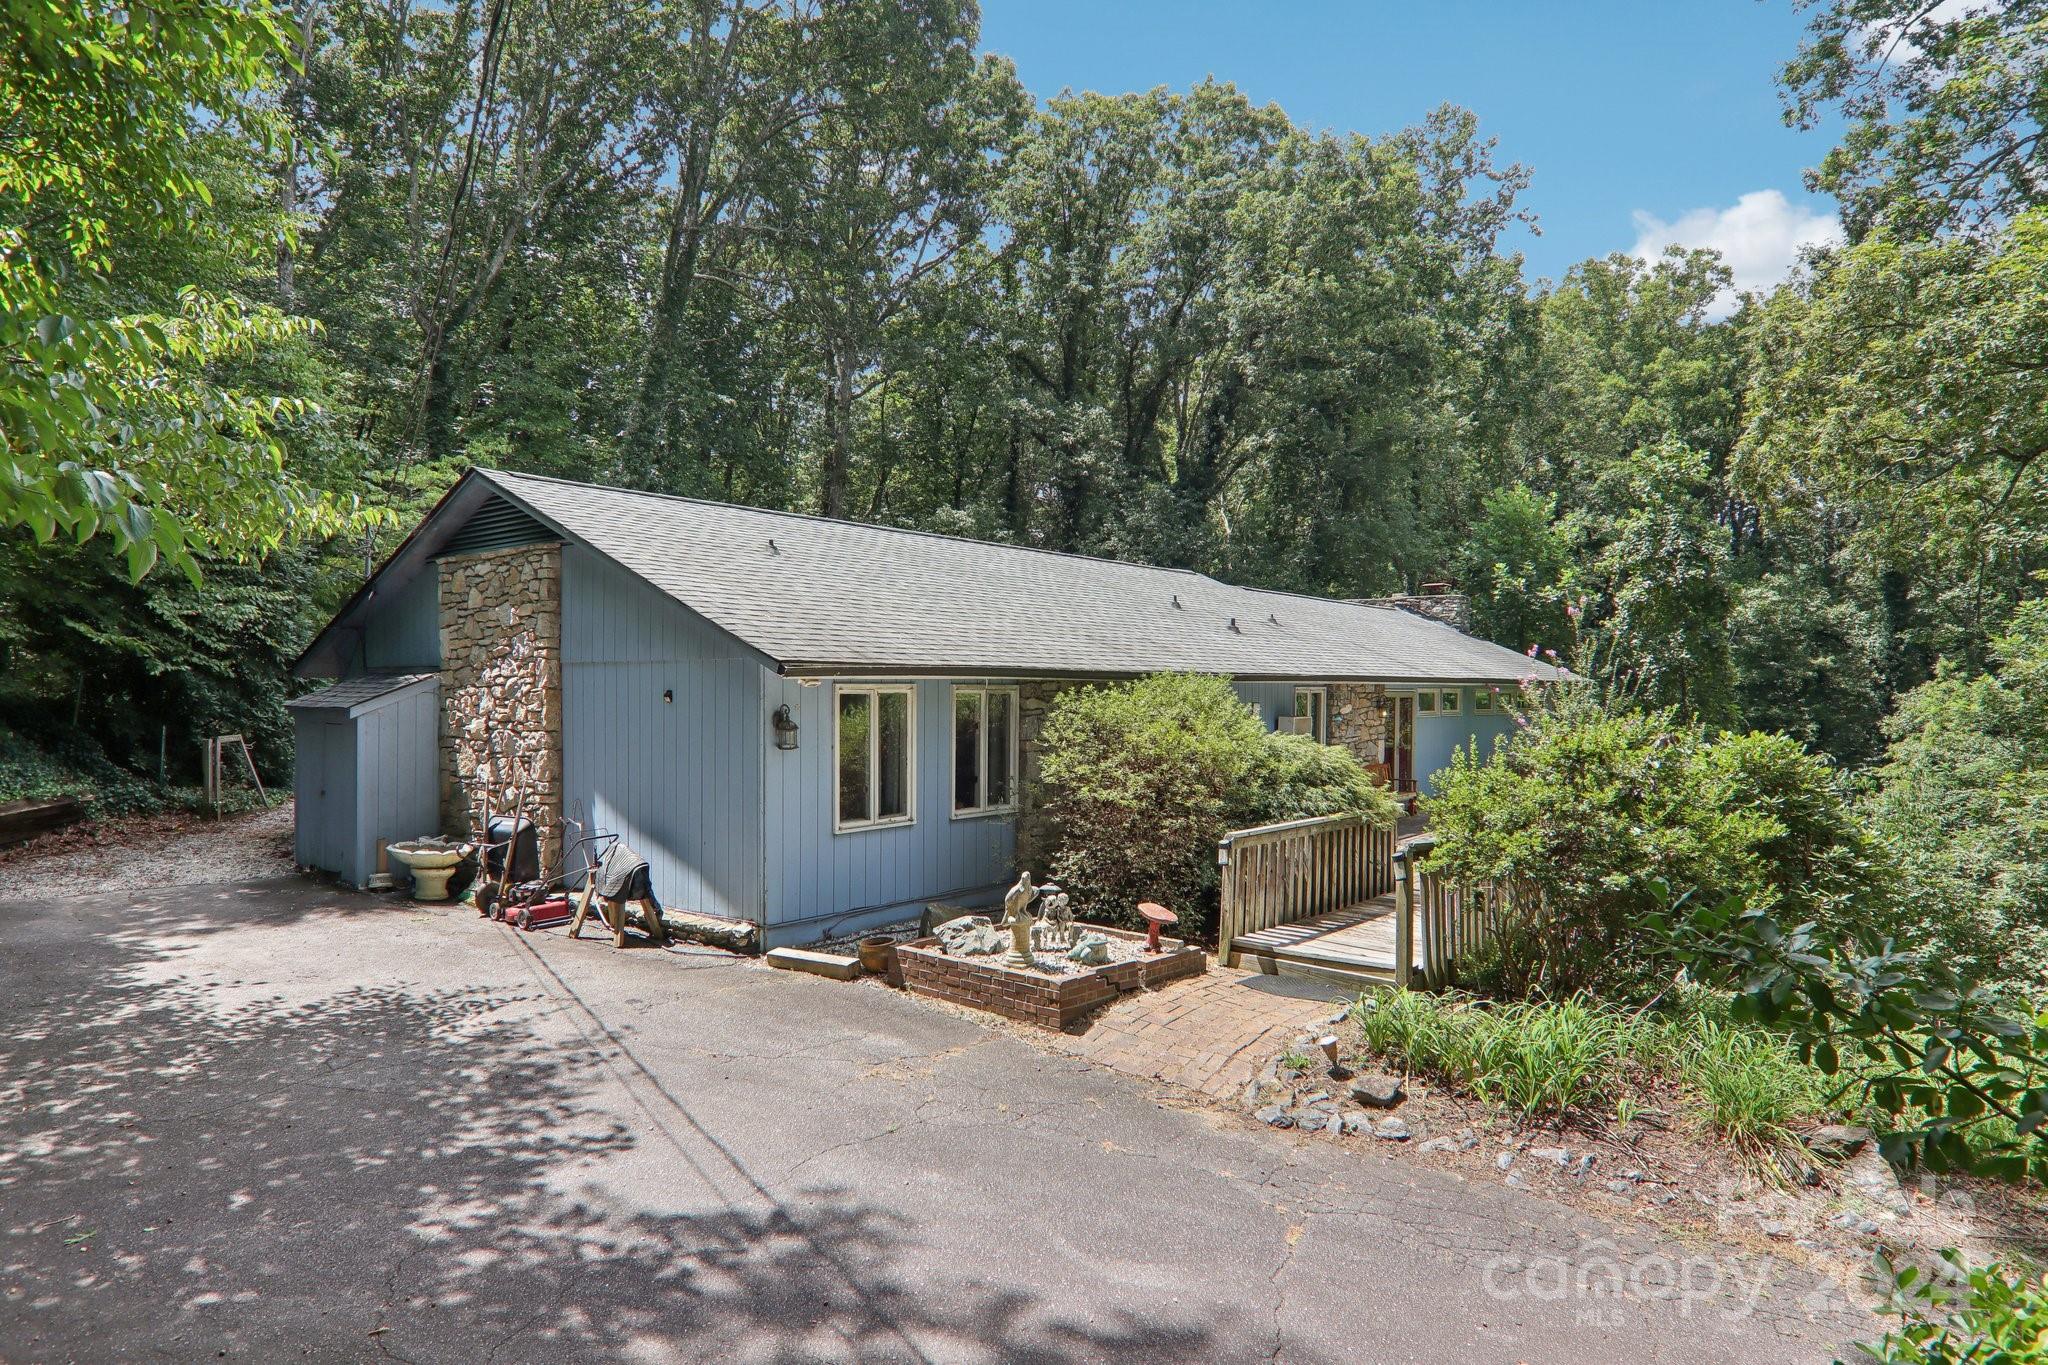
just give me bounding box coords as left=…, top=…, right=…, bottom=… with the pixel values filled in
left=819, top=337, right=856, bottom=519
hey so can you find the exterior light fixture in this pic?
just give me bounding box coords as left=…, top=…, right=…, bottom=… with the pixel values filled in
left=772, top=703, right=800, bottom=751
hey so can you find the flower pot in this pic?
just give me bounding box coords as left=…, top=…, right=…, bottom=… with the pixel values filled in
left=858, top=935, right=897, bottom=978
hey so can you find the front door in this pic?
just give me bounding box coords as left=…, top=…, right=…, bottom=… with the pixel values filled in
left=1389, top=695, right=1415, bottom=794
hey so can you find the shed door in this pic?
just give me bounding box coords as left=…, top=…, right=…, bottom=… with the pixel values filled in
left=306, top=719, right=353, bottom=872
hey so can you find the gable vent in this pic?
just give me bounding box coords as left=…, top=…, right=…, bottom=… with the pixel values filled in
left=438, top=494, right=553, bottom=557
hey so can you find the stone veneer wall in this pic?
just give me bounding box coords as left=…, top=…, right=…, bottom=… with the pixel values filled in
left=1013, top=678, right=1086, bottom=876
left=1327, top=683, right=1389, bottom=768
left=437, top=543, right=564, bottom=870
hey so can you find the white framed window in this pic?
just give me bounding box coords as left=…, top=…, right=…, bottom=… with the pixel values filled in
left=952, top=685, right=1019, bottom=817
left=1292, top=686, right=1328, bottom=743
left=1415, top=690, right=1436, bottom=714
left=1474, top=688, right=1493, bottom=713
left=835, top=685, right=916, bottom=832
left=1440, top=689, right=1461, bottom=716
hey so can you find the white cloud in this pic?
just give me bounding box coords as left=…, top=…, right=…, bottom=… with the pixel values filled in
left=1630, top=189, right=1844, bottom=316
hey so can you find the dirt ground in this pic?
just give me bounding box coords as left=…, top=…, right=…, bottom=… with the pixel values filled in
left=0, top=799, right=296, bottom=899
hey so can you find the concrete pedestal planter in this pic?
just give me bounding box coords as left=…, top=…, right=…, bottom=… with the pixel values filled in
left=896, top=924, right=1206, bottom=1029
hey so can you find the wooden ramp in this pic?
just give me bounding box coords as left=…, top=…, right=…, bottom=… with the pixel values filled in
left=1230, top=895, right=1417, bottom=991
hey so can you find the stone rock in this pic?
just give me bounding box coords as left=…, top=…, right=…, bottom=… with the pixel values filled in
left=1255, top=1104, right=1293, bottom=1128
left=1828, top=1211, right=1882, bottom=1237
left=1341, top=1114, right=1374, bottom=1136
left=936, top=916, right=1004, bottom=956
left=1528, top=1146, right=1571, bottom=1168
left=1495, top=1151, right=1516, bottom=1172
left=1301, top=1091, right=1331, bottom=1105
left=1604, top=1180, right=1635, bottom=1196
left=1646, top=1191, right=1678, bottom=1207
left=1567, top=1154, right=1597, bottom=1177
left=1349, top=1074, right=1405, bottom=1109
left=1372, top=1117, right=1411, bottom=1142
left=655, top=909, right=758, bottom=954
left=1619, top=1168, right=1646, bottom=1183
left=1290, top=1106, right=1336, bottom=1128
left=1503, top=1173, right=1526, bottom=1188
left=1418, top=1136, right=1457, bottom=1153
left=1066, top=932, right=1110, bottom=966
left=1808, top=1124, right=1874, bottom=1160
left=1842, top=1147, right=1912, bottom=1216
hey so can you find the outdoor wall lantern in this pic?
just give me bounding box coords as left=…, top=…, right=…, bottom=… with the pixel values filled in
left=772, top=703, right=800, bottom=751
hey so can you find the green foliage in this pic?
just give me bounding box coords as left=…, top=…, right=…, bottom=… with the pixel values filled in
left=1657, top=891, right=2048, bottom=1186
left=1036, top=674, right=1392, bottom=932
left=0, top=0, right=350, bottom=579
left=1739, top=217, right=2048, bottom=668
left=0, top=534, right=315, bottom=793
left=1784, top=0, right=2048, bottom=239
left=1864, top=601, right=2048, bottom=992
left=1350, top=988, right=1829, bottom=1140
left=1855, top=1252, right=2048, bottom=1365
left=1730, top=570, right=1889, bottom=769
left=0, top=727, right=160, bottom=816
left=1424, top=682, right=1886, bottom=996
left=1680, top=1019, right=1831, bottom=1158
left=1459, top=485, right=1578, bottom=655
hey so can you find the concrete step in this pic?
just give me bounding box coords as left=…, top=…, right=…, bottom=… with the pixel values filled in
left=765, top=947, right=861, bottom=981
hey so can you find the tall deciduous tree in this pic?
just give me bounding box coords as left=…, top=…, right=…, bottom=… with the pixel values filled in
left=1, top=0, right=347, bottom=580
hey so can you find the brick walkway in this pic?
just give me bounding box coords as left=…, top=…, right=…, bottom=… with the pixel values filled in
left=1042, top=965, right=1350, bottom=1101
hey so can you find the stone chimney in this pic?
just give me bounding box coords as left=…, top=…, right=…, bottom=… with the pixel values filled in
left=1355, top=582, right=1472, bottom=634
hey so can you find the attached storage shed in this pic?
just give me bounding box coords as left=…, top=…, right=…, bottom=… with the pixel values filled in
left=288, top=673, right=441, bottom=887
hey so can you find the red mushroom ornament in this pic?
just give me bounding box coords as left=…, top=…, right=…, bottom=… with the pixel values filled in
left=1137, top=901, right=1177, bottom=954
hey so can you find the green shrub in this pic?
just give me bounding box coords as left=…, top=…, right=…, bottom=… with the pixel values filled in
left=1037, top=674, right=1392, bottom=932
left=1856, top=1252, right=2048, bottom=1364
left=1424, top=681, right=1888, bottom=997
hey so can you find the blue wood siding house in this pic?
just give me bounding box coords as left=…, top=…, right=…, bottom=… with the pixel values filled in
left=292, top=469, right=1560, bottom=945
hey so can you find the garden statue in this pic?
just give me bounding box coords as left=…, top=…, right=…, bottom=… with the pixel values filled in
left=1067, top=932, right=1110, bottom=966
left=1000, top=870, right=1039, bottom=969
left=1033, top=883, right=1075, bottom=950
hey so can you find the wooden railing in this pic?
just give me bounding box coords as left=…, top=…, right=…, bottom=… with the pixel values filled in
left=1396, top=835, right=1536, bottom=988
left=1217, top=813, right=1395, bottom=967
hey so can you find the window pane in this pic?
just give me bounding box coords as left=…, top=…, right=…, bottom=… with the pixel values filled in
left=1294, top=691, right=1312, bottom=718
left=954, top=689, right=982, bottom=810
left=986, top=690, right=1013, bottom=807
left=838, top=693, right=871, bottom=824
left=877, top=691, right=910, bottom=820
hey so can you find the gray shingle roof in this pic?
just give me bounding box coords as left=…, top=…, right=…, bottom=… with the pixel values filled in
left=481, top=469, right=1559, bottom=685
left=287, top=673, right=439, bottom=714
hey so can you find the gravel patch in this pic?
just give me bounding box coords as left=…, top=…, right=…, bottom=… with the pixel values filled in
left=0, top=801, right=297, bottom=900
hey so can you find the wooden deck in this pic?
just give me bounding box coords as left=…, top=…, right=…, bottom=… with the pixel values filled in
left=1229, top=894, right=1417, bottom=990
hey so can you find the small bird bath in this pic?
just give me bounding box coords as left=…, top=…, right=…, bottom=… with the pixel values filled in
left=387, top=839, right=468, bottom=901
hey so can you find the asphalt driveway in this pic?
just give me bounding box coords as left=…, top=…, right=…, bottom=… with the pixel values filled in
left=0, top=879, right=1867, bottom=1362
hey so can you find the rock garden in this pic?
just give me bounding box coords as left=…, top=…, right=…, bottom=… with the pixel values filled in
left=1240, top=991, right=2048, bottom=1298
left=891, top=874, right=1206, bottom=1028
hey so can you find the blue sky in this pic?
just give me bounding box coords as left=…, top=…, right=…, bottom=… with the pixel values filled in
left=978, top=0, right=1845, bottom=297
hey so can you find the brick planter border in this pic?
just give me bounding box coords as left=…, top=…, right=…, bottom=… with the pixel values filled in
left=896, top=924, right=1207, bottom=1029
